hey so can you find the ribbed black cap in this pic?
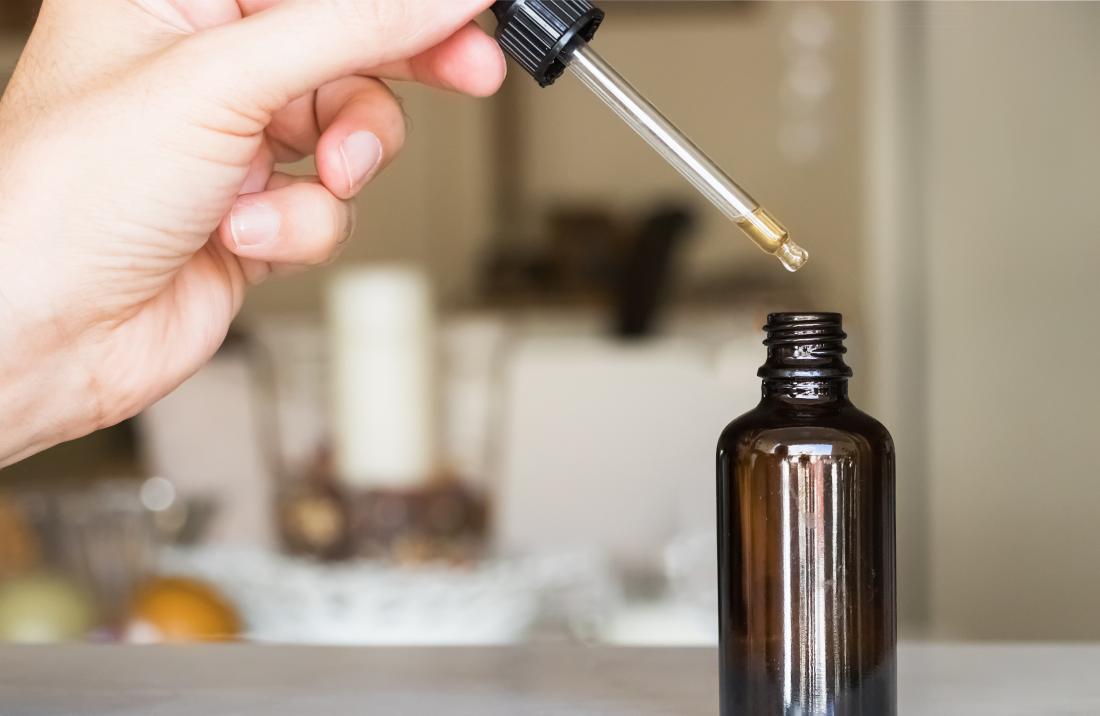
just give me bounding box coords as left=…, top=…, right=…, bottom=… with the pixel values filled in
left=759, top=313, right=853, bottom=379
left=492, top=0, right=606, bottom=87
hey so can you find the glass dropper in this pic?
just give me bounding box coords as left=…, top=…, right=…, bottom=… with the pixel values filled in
left=492, top=0, right=809, bottom=272
left=567, top=45, right=808, bottom=272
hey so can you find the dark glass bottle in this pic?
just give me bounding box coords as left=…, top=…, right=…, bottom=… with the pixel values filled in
left=717, top=313, right=896, bottom=716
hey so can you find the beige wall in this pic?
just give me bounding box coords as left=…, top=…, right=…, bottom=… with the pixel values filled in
left=918, top=3, right=1100, bottom=639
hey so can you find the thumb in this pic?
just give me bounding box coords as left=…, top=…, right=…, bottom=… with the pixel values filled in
left=179, top=0, right=495, bottom=117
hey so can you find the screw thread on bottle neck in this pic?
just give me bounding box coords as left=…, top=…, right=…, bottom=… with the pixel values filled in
left=759, top=313, right=852, bottom=380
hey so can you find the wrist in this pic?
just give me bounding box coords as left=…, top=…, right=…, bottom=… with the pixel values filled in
left=0, top=297, right=100, bottom=468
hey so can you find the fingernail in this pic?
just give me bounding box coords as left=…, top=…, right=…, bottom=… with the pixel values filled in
left=230, top=200, right=281, bottom=248
left=339, top=131, right=383, bottom=193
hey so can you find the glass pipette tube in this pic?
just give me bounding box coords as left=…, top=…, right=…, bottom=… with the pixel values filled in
left=568, top=43, right=809, bottom=272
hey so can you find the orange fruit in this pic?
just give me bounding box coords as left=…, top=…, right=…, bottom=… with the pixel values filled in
left=126, top=577, right=241, bottom=643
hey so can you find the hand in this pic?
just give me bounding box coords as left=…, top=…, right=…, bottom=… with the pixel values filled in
left=0, top=0, right=506, bottom=466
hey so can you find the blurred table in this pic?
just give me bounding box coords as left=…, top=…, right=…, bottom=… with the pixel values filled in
left=1, top=643, right=1099, bottom=715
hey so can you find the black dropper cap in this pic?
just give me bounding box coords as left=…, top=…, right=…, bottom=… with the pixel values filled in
left=492, top=0, right=606, bottom=88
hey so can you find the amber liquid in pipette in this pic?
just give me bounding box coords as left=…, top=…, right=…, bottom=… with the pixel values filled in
left=735, top=207, right=809, bottom=273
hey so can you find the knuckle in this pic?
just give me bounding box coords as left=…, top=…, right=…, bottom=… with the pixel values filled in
left=324, top=0, right=409, bottom=39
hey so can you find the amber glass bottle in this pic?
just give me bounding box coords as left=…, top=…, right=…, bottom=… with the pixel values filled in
left=717, top=313, right=896, bottom=716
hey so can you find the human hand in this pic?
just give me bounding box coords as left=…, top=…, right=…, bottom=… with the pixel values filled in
left=0, top=0, right=505, bottom=466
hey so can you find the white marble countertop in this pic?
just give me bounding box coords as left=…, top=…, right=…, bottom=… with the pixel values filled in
left=0, top=643, right=1098, bottom=715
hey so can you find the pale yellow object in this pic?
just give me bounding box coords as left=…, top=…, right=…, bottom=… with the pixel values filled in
left=0, top=573, right=96, bottom=643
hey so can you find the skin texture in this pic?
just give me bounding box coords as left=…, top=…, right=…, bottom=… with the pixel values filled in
left=0, top=0, right=507, bottom=466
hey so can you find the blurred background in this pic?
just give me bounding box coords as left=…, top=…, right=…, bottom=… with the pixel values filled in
left=0, top=1, right=1097, bottom=647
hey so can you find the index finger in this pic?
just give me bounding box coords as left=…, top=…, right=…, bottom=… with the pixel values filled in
left=180, top=0, right=498, bottom=115
left=174, top=1, right=504, bottom=96
left=370, top=22, right=507, bottom=97
left=236, top=2, right=507, bottom=96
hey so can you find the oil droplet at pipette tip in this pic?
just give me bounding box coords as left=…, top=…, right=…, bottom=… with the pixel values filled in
left=734, top=207, right=809, bottom=273
left=775, top=239, right=809, bottom=273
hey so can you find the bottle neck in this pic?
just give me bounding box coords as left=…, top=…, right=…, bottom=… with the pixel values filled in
left=758, top=313, right=853, bottom=387
left=762, top=378, right=850, bottom=404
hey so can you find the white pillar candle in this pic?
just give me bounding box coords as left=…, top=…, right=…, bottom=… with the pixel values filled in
left=327, top=266, right=437, bottom=489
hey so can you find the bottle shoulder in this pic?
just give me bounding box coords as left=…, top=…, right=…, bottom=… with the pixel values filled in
left=841, top=404, right=895, bottom=449
left=717, top=400, right=894, bottom=456
left=717, top=402, right=768, bottom=448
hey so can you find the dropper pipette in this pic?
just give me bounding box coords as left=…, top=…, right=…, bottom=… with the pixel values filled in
left=492, top=0, right=808, bottom=272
